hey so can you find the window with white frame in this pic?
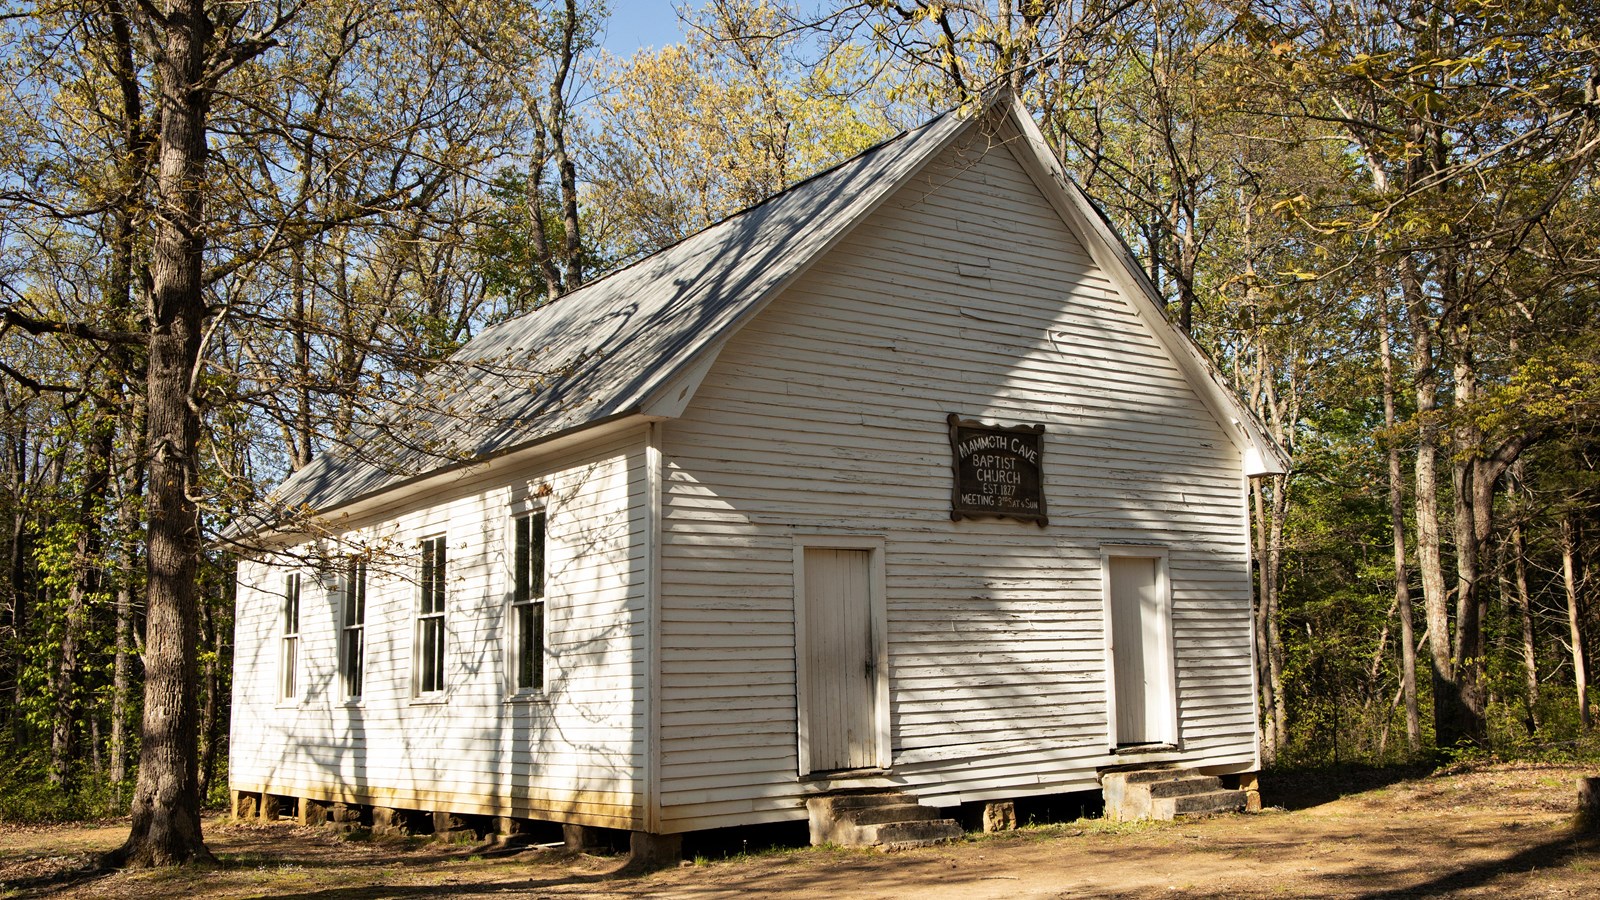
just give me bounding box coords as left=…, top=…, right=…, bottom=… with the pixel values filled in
left=416, top=535, right=447, bottom=696
left=341, top=558, right=367, bottom=700
left=281, top=572, right=301, bottom=701
left=510, top=511, right=547, bottom=692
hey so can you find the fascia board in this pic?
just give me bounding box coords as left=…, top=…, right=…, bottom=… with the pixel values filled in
left=223, top=412, right=653, bottom=547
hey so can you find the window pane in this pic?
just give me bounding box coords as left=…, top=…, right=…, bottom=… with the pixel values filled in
left=515, top=604, right=532, bottom=688
left=430, top=619, right=445, bottom=692
left=344, top=560, right=366, bottom=628
left=432, top=538, right=446, bottom=612
left=344, top=627, right=364, bottom=699
left=286, top=574, right=300, bottom=633
left=419, top=617, right=442, bottom=693
left=419, top=623, right=431, bottom=693
left=530, top=513, right=546, bottom=598
left=530, top=600, right=544, bottom=690
left=516, top=601, right=546, bottom=691
left=420, top=541, right=436, bottom=614
left=514, top=516, right=530, bottom=604
left=283, top=635, right=297, bottom=698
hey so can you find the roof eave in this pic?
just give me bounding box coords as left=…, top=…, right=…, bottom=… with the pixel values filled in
left=225, top=410, right=653, bottom=546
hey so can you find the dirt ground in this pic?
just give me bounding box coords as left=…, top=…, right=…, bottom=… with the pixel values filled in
left=4, top=761, right=1599, bottom=899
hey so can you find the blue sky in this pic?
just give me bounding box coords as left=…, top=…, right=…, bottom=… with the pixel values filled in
left=598, top=1, right=692, bottom=56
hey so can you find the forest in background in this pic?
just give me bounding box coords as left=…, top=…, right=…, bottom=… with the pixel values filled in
left=0, top=0, right=1596, bottom=866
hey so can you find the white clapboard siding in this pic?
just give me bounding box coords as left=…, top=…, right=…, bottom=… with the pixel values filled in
left=230, top=428, right=650, bottom=829
left=656, top=124, right=1256, bottom=831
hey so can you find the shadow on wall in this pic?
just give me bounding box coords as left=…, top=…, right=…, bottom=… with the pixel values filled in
left=651, top=119, right=1254, bottom=795
left=246, top=448, right=641, bottom=830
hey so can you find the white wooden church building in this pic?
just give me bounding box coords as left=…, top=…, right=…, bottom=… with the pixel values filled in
left=228, top=92, right=1286, bottom=848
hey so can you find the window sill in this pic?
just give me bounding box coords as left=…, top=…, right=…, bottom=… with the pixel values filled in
left=409, top=695, right=448, bottom=706
left=503, top=691, right=548, bottom=704
left=340, top=699, right=366, bottom=709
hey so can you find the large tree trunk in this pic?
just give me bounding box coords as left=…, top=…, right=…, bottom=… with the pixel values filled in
left=113, top=0, right=214, bottom=867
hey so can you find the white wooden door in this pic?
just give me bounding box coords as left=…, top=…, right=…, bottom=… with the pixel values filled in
left=1109, top=555, right=1172, bottom=746
left=802, top=548, right=878, bottom=772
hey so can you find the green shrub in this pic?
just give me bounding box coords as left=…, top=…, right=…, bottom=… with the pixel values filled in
left=0, top=752, right=128, bottom=823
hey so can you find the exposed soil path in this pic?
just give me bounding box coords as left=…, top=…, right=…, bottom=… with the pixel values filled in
left=4, top=762, right=1598, bottom=899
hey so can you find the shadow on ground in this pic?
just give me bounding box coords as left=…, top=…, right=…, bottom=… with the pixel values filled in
left=0, top=856, right=113, bottom=898
left=1346, top=828, right=1600, bottom=900
left=1263, top=763, right=1433, bottom=811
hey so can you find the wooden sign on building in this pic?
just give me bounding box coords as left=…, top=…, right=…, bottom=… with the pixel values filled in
left=948, top=414, right=1047, bottom=525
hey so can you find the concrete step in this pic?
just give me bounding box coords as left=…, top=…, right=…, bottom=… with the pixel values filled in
left=808, top=791, right=905, bottom=814
left=807, top=791, right=964, bottom=849
left=859, top=818, right=965, bottom=851
left=1147, top=775, right=1224, bottom=799
left=1111, top=766, right=1185, bottom=785
left=838, top=803, right=942, bottom=826
left=1152, top=789, right=1248, bottom=819
left=1103, top=768, right=1252, bottom=822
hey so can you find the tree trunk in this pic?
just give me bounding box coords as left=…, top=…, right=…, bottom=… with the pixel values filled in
left=1267, top=479, right=1289, bottom=752
left=7, top=501, right=28, bottom=719
left=51, top=407, right=114, bottom=787
left=547, top=0, right=584, bottom=293
left=289, top=249, right=313, bottom=470
left=110, top=575, right=135, bottom=789
left=1448, top=415, right=1486, bottom=742
left=1379, top=289, right=1421, bottom=753
left=1252, top=480, right=1278, bottom=762
left=1512, top=519, right=1540, bottom=734
left=1406, top=250, right=1455, bottom=750
left=1252, top=475, right=1290, bottom=761
left=1564, top=514, right=1590, bottom=731
left=1443, top=326, right=1524, bottom=749
left=110, top=386, right=147, bottom=799
left=1444, top=306, right=1496, bottom=747
left=106, top=0, right=148, bottom=803
left=113, top=0, right=214, bottom=867
left=197, top=588, right=223, bottom=803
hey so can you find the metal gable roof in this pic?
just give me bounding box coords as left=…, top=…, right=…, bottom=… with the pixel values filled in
left=262, top=100, right=982, bottom=521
